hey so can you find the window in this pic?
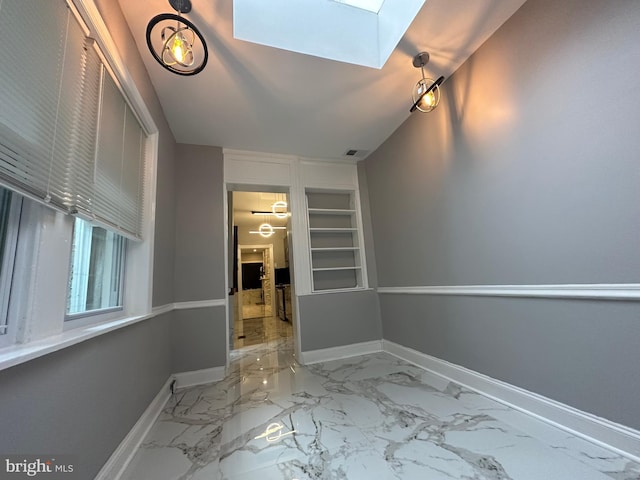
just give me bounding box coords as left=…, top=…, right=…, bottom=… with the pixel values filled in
left=67, top=218, right=126, bottom=317
left=0, top=0, right=156, bottom=356
left=0, top=187, right=21, bottom=337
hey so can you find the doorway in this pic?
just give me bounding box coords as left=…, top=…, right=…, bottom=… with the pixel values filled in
left=229, top=191, right=294, bottom=350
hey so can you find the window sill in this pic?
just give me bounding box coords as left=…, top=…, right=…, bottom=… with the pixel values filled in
left=0, top=310, right=158, bottom=372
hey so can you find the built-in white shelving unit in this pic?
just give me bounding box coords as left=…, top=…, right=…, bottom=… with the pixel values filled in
left=306, top=190, right=365, bottom=292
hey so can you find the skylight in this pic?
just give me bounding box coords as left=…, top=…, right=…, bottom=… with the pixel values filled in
left=233, top=0, right=425, bottom=69
left=333, top=0, right=386, bottom=14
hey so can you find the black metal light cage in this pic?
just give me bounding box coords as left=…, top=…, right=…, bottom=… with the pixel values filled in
left=146, top=12, right=208, bottom=76
left=409, top=75, right=445, bottom=113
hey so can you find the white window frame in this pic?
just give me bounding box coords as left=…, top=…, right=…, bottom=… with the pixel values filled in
left=0, top=0, right=158, bottom=369
left=65, top=218, right=127, bottom=322
left=0, top=193, right=23, bottom=348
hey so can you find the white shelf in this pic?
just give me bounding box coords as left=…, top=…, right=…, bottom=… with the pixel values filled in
left=307, top=208, right=356, bottom=215
left=312, top=266, right=362, bottom=272
left=306, top=189, right=365, bottom=292
left=309, top=227, right=357, bottom=232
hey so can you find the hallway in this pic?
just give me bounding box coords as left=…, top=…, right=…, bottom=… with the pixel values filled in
left=233, top=314, right=293, bottom=349
left=121, top=338, right=640, bottom=479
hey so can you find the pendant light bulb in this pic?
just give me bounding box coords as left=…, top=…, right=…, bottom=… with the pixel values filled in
left=412, top=77, right=441, bottom=113
left=161, top=26, right=195, bottom=67
left=170, top=33, right=186, bottom=63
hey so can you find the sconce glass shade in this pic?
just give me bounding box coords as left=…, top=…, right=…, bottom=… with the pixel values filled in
left=409, top=75, right=445, bottom=113
left=271, top=201, right=288, bottom=218
left=412, top=77, right=441, bottom=113
left=258, top=223, right=275, bottom=238
left=146, top=13, right=208, bottom=76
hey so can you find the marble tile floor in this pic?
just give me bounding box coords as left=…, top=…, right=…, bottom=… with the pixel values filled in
left=121, top=338, right=640, bottom=480
left=233, top=315, right=293, bottom=349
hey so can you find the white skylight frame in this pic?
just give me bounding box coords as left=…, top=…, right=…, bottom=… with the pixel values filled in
left=333, top=0, right=386, bottom=14
left=233, top=0, right=426, bottom=69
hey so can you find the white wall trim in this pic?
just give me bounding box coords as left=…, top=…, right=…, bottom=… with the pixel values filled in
left=94, top=377, right=172, bottom=480
left=300, top=340, right=382, bottom=365
left=222, top=148, right=299, bottom=164
left=298, top=287, right=374, bottom=296
left=383, top=340, right=640, bottom=462
left=173, top=299, right=226, bottom=310
left=377, top=284, right=640, bottom=301
left=151, top=303, right=173, bottom=316
left=173, top=366, right=226, bottom=389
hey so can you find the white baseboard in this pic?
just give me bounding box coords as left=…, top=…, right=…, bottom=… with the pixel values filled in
left=173, top=366, right=226, bottom=389
left=301, top=340, right=383, bottom=365
left=383, top=340, right=640, bottom=462
left=94, top=378, right=172, bottom=480
left=96, top=366, right=226, bottom=479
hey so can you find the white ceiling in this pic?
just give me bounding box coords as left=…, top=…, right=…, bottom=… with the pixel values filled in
left=118, top=0, right=527, bottom=160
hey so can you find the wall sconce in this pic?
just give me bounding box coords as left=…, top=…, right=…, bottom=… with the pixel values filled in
left=409, top=52, right=444, bottom=113
left=146, top=0, right=208, bottom=76
left=258, top=223, right=274, bottom=238
left=271, top=200, right=288, bottom=219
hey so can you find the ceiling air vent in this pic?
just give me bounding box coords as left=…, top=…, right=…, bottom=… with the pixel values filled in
left=344, top=149, right=369, bottom=158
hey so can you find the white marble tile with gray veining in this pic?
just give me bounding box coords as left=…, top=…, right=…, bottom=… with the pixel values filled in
left=120, top=338, right=640, bottom=480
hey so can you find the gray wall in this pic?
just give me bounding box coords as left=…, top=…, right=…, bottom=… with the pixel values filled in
left=365, top=0, right=640, bottom=428
left=172, top=308, right=228, bottom=373
left=174, top=144, right=226, bottom=302
left=380, top=295, right=640, bottom=429
left=173, top=144, right=228, bottom=373
left=298, top=290, right=382, bottom=351
left=0, top=2, right=180, bottom=478
left=152, top=133, right=177, bottom=306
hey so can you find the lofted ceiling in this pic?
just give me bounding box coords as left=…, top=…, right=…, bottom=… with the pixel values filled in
left=118, top=0, right=527, bottom=161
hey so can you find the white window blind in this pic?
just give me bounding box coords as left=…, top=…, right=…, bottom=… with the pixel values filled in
left=88, top=70, right=146, bottom=240
left=0, top=0, right=148, bottom=240
left=0, top=0, right=100, bottom=212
